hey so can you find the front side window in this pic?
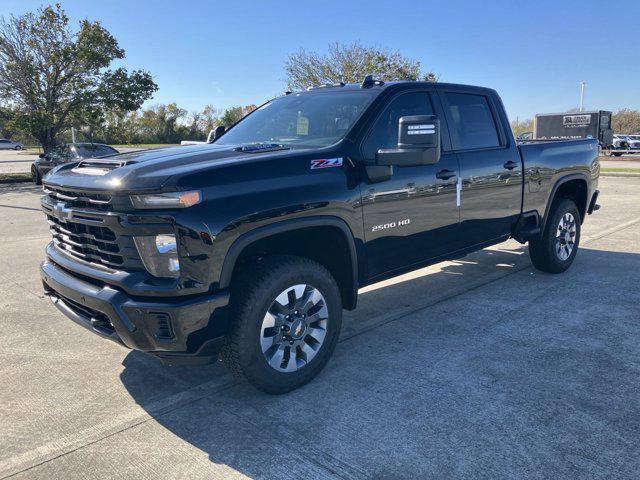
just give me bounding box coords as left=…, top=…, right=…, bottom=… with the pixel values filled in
left=215, top=90, right=376, bottom=149
left=444, top=92, right=500, bottom=150
left=362, top=92, right=435, bottom=160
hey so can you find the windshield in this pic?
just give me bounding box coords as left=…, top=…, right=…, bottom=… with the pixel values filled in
left=74, top=145, right=118, bottom=158
left=215, top=90, right=376, bottom=148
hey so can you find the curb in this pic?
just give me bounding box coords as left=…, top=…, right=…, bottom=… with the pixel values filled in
left=600, top=172, right=640, bottom=178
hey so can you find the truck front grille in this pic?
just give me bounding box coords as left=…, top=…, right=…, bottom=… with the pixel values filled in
left=41, top=186, right=144, bottom=271
left=46, top=214, right=124, bottom=267
left=44, top=186, right=114, bottom=211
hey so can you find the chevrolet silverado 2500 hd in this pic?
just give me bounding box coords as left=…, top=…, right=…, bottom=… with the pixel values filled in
left=40, top=78, right=600, bottom=393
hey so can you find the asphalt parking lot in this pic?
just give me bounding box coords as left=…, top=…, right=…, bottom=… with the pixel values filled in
left=1, top=175, right=639, bottom=479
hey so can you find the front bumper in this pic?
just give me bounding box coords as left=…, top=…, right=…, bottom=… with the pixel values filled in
left=40, top=256, right=230, bottom=365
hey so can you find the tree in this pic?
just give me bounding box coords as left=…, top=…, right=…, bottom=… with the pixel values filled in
left=200, top=104, right=221, bottom=133
left=137, top=103, right=187, bottom=143
left=612, top=109, right=640, bottom=134
left=284, top=42, right=436, bottom=90
left=0, top=4, right=157, bottom=151
left=511, top=117, right=534, bottom=136
left=220, top=105, right=257, bottom=127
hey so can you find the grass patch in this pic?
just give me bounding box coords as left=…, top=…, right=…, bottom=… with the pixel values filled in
left=0, top=172, right=32, bottom=184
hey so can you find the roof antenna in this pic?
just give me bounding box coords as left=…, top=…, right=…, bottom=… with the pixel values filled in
left=361, top=75, right=383, bottom=88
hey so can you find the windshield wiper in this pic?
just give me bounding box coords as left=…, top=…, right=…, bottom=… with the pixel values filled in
left=234, top=143, right=290, bottom=153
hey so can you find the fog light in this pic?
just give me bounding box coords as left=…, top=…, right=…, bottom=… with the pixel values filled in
left=134, top=234, right=180, bottom=278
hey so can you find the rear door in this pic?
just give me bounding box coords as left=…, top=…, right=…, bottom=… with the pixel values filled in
left=438, top=87, right=522, bottom=246
left=360, top=89, right=461, bottom=278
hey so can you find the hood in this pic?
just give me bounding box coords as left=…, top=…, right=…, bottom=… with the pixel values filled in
left=43, top=143, right=305, bottom=192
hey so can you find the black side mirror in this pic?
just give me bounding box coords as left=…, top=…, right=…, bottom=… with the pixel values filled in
left=38, top=153, right=46, bottom=159
left=376, top=115, right=440, bottom=167
left=208, top=125, right=226, bottom=143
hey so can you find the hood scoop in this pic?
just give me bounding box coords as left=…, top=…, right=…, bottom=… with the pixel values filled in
left=234, top=143, right=289, bottom=153
left=72, top=158, right=137, bottom=176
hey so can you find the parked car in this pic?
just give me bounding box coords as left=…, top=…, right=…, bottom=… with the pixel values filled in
left=516, top=131, right=533, bottom=140
left=612, top=134, right=629, bottom=149
left=623, top=134, right=640, bottom=150
left=31, top=143, right=119, bottom=184
left=0, top=138, right=24, bottom=150
left=39, top=78, right=600, bottom=394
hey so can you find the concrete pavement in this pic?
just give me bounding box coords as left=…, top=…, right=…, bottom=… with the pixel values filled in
left=0, top=177, right=639, bottom=479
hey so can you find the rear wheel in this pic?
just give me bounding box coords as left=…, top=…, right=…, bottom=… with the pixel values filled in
left=223, top=255, right=342, bottom=394
left=529, top=198, right=581, bottom=273
left=14, top=145, right=22, bottom=151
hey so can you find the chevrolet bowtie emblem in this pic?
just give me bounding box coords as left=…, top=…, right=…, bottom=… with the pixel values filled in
left=53, top=203, right=72, bottom=220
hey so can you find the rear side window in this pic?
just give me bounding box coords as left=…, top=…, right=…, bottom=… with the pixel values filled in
left=444, top=92, right=500, bottom=150
left=363, top=92, right=435, bottom=160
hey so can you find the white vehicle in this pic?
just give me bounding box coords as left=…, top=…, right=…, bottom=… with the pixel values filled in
left=625, top=134, right=640, bottom=149
left=612, top=134, right=629, bottom=149
left=0, top=138, right=24, bottom=150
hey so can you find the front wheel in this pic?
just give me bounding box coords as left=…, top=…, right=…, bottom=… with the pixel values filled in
left=529, top=198, right=581, bottom=273
left=14, top=145, right=22, bottom=151
left=32, top=167, right=42, bottom=185
left=223, top=255, right=342, bottom=394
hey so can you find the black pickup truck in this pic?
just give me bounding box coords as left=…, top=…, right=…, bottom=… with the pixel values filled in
left=40, top=78, right=600, bottom=393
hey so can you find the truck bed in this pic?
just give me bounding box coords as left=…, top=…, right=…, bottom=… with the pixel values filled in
left=517, top=138, right=599, bottom=224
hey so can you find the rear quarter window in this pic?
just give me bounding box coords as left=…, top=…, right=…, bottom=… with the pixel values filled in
left=444, top=92, right=500, bottom=150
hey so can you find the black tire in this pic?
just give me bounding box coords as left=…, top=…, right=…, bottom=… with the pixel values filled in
left=14, top=145, right=22, bottom=151
left=222, top=255, right=342, bottom=394
left=529, top=198, right=581, bottom=273
left=32, top=167, right=42, bottom=185
left=613, top=152, right=623, bottom=157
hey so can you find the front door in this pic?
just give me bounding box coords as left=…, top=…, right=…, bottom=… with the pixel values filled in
left=360, top=91, right=461, bottom=278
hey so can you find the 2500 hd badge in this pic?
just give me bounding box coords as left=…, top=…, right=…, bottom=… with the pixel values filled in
left=371, top=218, right=411, bottom=232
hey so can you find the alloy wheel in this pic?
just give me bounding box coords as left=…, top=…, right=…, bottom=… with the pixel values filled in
left=555, top=212, right=577, bottom=261
left=260, top=284, right=328, bottom=373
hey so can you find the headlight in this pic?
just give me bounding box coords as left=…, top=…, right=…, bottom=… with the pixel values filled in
left=134, top=234, right=180, bottom=278
left=130, top=191, right=201, bottom=209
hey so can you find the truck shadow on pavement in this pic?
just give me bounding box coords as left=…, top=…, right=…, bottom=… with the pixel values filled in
left=119, top=246, right=640, bottom=479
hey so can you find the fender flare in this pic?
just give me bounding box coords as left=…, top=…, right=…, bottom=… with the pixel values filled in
left=541, top=172, right=590, bottom=233
left=218, top=216, right=359, bottom=309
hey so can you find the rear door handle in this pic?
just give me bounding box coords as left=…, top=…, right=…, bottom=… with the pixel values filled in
left=503, top=161, right=518, bottom=170
left=436, top=169, right=456, bottom=180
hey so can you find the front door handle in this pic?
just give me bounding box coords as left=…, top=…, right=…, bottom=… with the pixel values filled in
left=436, top=169, right=456, bottom=180
left=503, top=161, right=518, bottom=170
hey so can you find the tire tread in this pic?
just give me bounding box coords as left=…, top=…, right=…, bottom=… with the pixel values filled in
left=222, top=255, right=341, bottom=394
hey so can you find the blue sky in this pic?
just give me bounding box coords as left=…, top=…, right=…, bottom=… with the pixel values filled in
left=3, top=0, right=639, bottom=120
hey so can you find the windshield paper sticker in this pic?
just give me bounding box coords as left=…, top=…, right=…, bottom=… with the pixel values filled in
left=311, top=158, right=343, bottom=169
left=296, top=116, right=309, bottom=135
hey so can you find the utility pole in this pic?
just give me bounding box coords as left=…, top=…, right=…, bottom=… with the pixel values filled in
left=579, top=81, right=585, bottom=112
left=71, top=126, right=76, bottom=143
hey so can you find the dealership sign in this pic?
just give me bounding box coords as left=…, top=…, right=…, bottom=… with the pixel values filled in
left=563, top=114, right=591, bottom=127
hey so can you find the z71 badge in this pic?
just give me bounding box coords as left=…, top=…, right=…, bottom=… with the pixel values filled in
left=310, top=158, right=343, bottom=169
